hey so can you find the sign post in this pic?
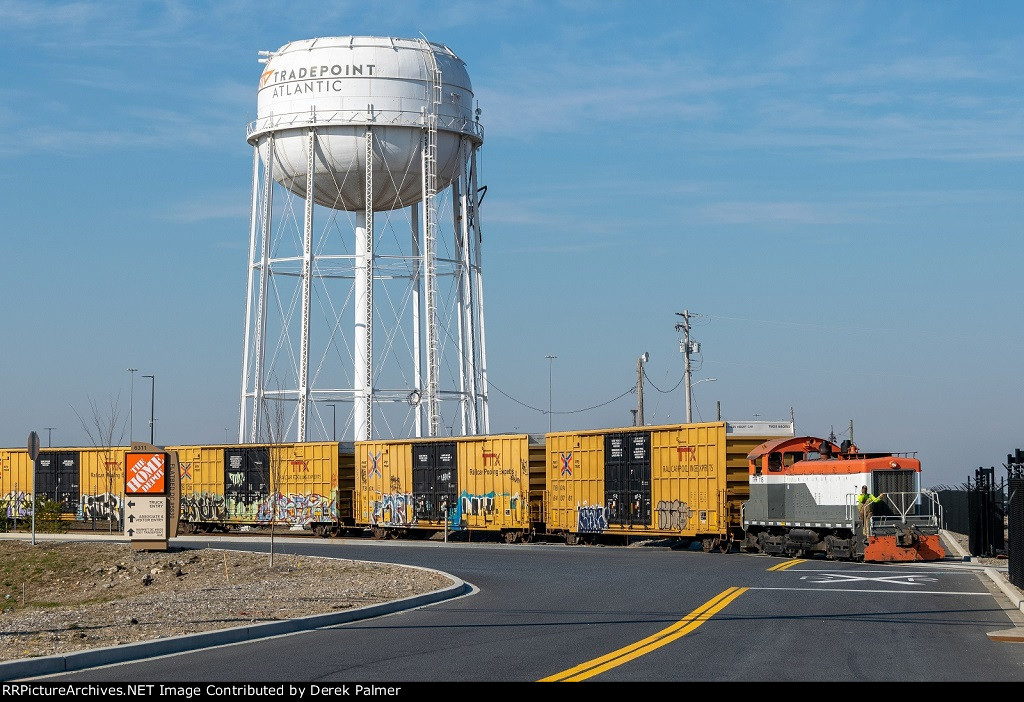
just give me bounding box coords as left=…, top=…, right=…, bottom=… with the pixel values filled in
left=27, top=431, right=39, bottom=545
left=124, top=443, right=177, bottom=551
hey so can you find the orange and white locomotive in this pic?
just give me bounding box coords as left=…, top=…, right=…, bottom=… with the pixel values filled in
left=741, top=435, right=945, bottom=562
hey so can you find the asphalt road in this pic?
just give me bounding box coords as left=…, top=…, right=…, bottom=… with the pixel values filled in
left=28, top=536, right=1024, bottom=682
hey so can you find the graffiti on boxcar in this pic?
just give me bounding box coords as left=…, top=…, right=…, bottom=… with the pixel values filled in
left=460, top=491, right=495, bottom=517
left=372, top=492, right=411, bottom=526
left=656, top=499, right=693, bottom=531
left=1, top=491, right=32, bottom=519
left=577, top=504, right=607, bottom=533
left=181, top=492, right=227, bottom=522
left=79, top=493, right=122, bottom=521
left=255, top=492, right=335, bottom=525
left=225, top=494, right=270, bottom=521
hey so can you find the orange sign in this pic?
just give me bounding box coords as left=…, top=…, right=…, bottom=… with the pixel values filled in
left=125, top=452, right=167, bottom=495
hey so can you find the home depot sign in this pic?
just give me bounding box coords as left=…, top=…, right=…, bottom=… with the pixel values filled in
left=126, top=452, right=167, bottom=495
left=124, top=449, right=171, bottom=550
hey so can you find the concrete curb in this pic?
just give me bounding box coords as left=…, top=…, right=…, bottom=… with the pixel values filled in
left=940, top=530, right=1023, bottom=610
left=940, top=530, right=1024, bottom=642
left=0, top=576, right=471, bottom=681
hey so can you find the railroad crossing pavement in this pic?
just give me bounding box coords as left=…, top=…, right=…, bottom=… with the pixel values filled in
left=940, top=531, right=1024, bottom=642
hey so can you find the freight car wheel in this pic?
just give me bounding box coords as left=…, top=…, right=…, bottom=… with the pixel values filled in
left=371, top=526, right=388, bottom=539
left=329, top=525, right=342, bottom=538
left=502, top=530, right=520, bottom=544
left=565, top=533, right=581, bottom=546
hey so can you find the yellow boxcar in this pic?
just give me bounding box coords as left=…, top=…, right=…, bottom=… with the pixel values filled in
left=545, top=422, right=793, bottom=548
left=354, top=434, right=546, bottom=542
left=171, top=442, right=355, bottom=535
left=0, top=448, right=34, bottom=522
left=76, top=447, right=130, bottom=523
left=0, top=446, right=130, bottom=524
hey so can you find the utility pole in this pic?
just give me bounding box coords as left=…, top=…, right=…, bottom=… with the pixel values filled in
left=675, top=310, right=700, bottom=423
left=545, top=355, right=557, bottom=432
left=637, top=352, right=649, bottom=426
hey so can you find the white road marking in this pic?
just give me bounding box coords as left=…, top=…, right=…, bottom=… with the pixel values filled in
left=747, top=586, right=990, bottom=595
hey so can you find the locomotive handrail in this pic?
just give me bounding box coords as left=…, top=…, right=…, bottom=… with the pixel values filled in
left=870, top=490, right=942, bottom=534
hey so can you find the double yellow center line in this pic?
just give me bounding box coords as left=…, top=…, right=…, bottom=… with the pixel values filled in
left=539, top=585, right=749, bottom=682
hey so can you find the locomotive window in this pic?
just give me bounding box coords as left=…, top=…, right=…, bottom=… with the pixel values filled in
left=784, top=452, right=804, bottom=467
left=768, top=452, right=782, bottom=472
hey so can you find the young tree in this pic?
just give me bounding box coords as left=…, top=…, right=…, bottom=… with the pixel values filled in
left=260, top=382, right=289, bottom=567
left=72, top=394, right=127, bottom=533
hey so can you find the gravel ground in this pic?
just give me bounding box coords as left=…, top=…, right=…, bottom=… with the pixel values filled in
left=0, top=540, right=452, bottom=663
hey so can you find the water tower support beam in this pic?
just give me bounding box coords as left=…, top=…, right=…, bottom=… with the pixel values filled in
left=297, top=125, right=316, bottom=441
left=410, top=202, right=423, bottom=437
left=455, top=149, right=478, bottom=434
left=469, top=145, right=490, bottom=432
left=239, top=148, right=261, bottom=443
left=250, top=135, right=275, bottom=442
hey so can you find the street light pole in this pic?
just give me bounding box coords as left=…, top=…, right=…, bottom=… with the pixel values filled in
left=545, top=355, right=557, bottom=432
left=327, top=404, right=336, bottom=441
left=142, top=375, right=155, bottom=444
left=44, top=427, right=55, bottom=447
left=689, top=378, right=717, bottom=422
left=126, top=368, right=138, bottom=441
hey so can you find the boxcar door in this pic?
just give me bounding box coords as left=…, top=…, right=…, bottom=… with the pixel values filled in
left=604, top=433, right=628, bottom=526
left=626, top=432, right=652, bottom=526
left=35, top=451, right=80, bottom=514
left=224, top=448, right=270, bottom=520
left=55, top=452, right=80, bottom=514
left=412, top=442, right=457, bottom=523
left=34, top=453, right=58, bottom=507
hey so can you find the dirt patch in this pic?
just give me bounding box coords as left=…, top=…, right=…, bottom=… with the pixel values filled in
left=0, top=539, right=452, bottom=663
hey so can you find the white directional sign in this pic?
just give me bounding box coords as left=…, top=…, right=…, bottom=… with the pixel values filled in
left=124, top=496, right=168, bottom=540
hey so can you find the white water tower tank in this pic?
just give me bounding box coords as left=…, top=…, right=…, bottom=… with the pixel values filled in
left=248, top=36, right=482, bottom=211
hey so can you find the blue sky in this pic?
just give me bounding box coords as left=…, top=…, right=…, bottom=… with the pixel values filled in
left=1, top=1, right=1021, bottom=488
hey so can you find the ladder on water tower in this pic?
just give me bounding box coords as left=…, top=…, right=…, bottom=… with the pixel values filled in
left=420, top=38, right=443, bottom=437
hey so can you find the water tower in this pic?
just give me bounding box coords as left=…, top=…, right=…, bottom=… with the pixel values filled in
left=238, top=36, right=490, bottom=443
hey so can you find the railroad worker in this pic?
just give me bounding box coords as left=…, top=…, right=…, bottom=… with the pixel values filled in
left=857, top=486, right=885, bottom=537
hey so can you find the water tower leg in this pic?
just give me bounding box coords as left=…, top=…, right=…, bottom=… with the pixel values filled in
left=250, top=136, right=275, bottom=442
left=410, top=202, right=423, bottom=438
left=469, top=145, right=490, bottom=433
left=297, top=126, right=316, bottom=442
left=239, top=148, right=261, bottom=443
left=454, top=152, right=478, bottom=434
